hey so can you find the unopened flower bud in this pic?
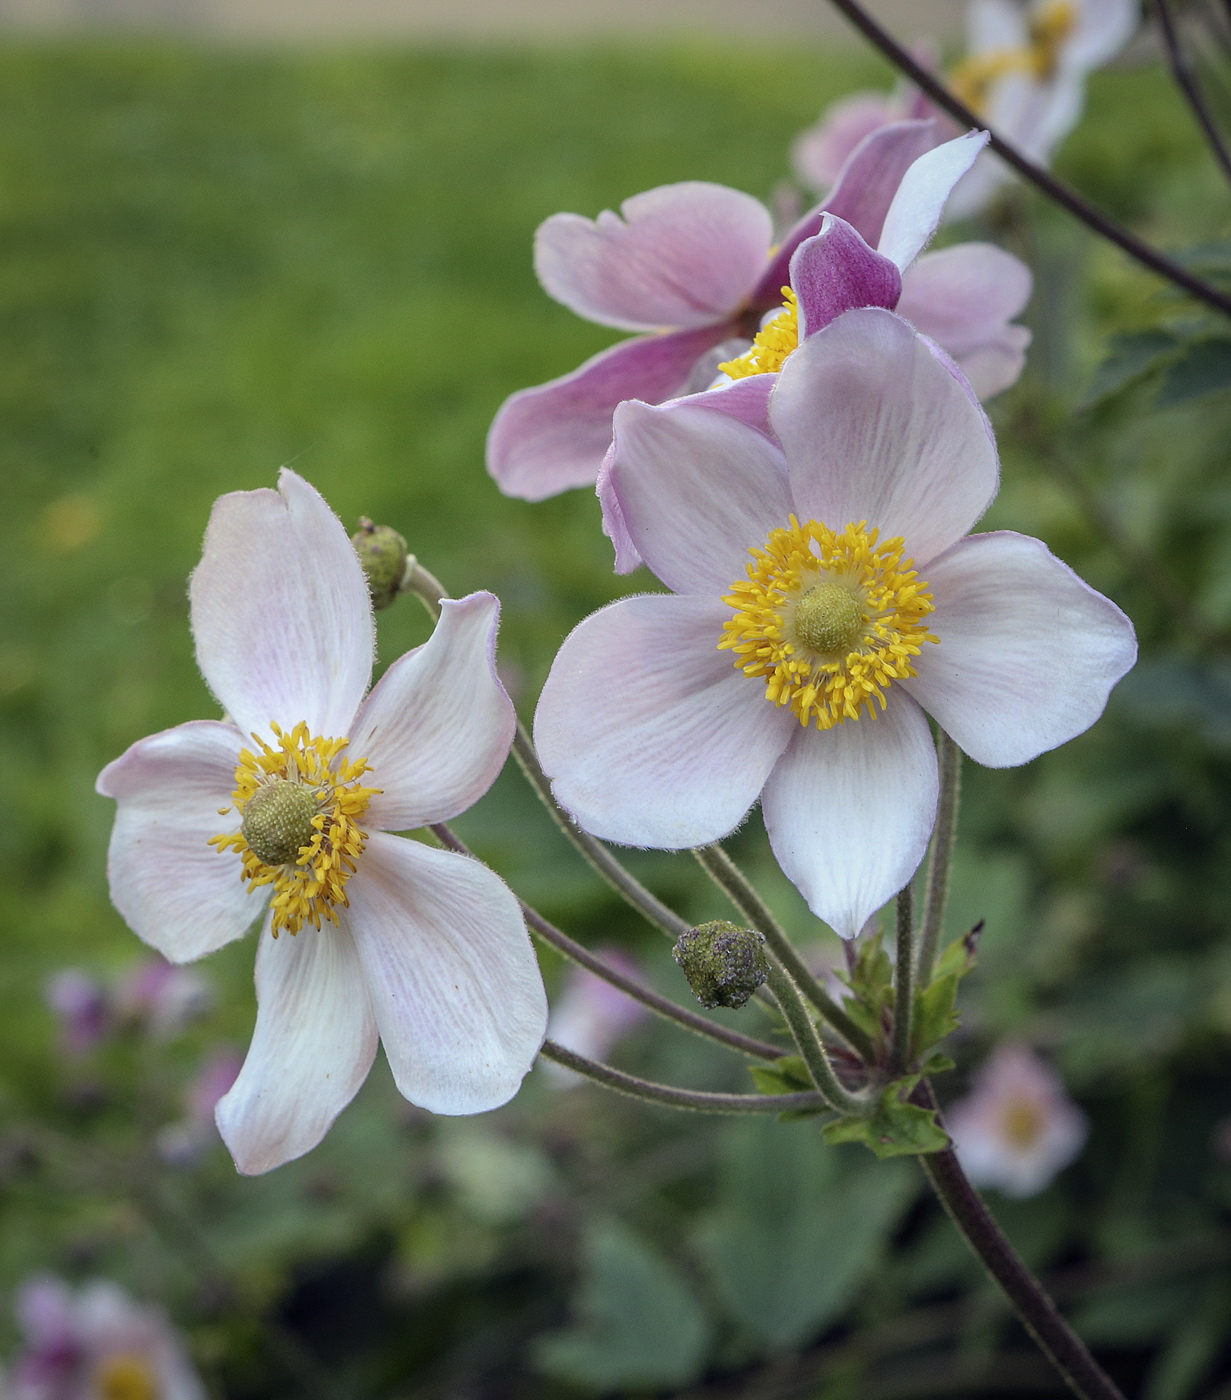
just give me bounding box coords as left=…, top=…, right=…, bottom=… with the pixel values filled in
left=672, top=921, right=769, bottom=1009
left=351, top=517, right=408, bottom=610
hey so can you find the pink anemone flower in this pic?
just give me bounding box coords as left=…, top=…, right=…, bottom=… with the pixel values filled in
left=534, top=309, right=1136, bottom=938
left=96, top=470, right=547, bottom=1174
left=947, top=1042, right=1089, bottom=1197
left=488, top=121, right=1029, bottom=504
left=11, top=1275, right=205, bottom=1400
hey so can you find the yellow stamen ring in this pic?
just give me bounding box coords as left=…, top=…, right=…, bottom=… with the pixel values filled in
left=210, top=720, right=380, bottom=936
left=948, top=0, right=1077, bottom=113
left=718, top=287, right=799, bottom=380
left=719, top=516, right=939, bottom=730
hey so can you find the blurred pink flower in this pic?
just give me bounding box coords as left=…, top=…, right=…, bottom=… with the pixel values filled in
left=43, top=972, right=108, bottom=1056
left=543, top=949, right=648, bottom=1085
left=11, top=1275, right=205, bottom=1400
left=156, top=1048, right=244, bottom=1166
left=116, top=957, right=214, bottom=1040
left=947, top=1042, right=1088, bottom=1197
left=792, top=88, right=933, bottom=196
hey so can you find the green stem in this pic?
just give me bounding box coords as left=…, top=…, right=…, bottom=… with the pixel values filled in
left=539, top=1040, right=826, bottom=1114
left=765, top=965, right=871, bottom=1117
left=917, top=730, right=962, bottom=983
left=430, top=823, right=783, bottom=1063
left=693, top=844, right=876, bottom=1061
left=399, top=560, right=689, bottom=940
left=891, top=882, right=914, bottom=1076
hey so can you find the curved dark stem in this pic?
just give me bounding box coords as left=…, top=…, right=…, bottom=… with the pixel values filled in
left=1156, top=0, right=1231, bottom=191
left=890, top=882, right=914, bottom=1075
left=430, top=823, right=787, bottom=1064
left=539, top=1039, right=828, bottom=1114
left=823, top=0, right=1231, bottom=319
left=916, top=1082, right=1126, bottom=1400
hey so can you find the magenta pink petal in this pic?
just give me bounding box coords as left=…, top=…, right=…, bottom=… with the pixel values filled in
left=486, top=323, right=734, bottom=501
left=790, top=219, right=902, bottom=340
left=534, top=594, right=796, bottom=849
left=535, top=182, right=774, bottom=332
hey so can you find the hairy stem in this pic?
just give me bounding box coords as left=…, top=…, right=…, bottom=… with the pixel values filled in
left=399, top=561, right=690, bottom=940
left=891, top=882, right=914, bottom=1075
left=430, top=823, right=784, bottom=1063
left=1156, top=0, right=1231, bottom=192
left=539, top=1040, right=827, bottom=1114
left=917, top=1084, right=1126, bottom=1400
left=917, top=730, right=962, bottom=983
left=822, top=0, right=1231, bottom=319
left=693, top=844, right=876, bottom=1060
left=765, top=965, right=871, bottom=1117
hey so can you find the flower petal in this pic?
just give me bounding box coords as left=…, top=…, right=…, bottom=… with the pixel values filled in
left=876, top=131, right=989, bottom=271
left=758, top=119, right=937, bottom=298
left=486, top=325, right=732, bottom=501
left=771, top=307, right=999, bottom=566
left=96, top=720, right=258, bottom=963
left=607, top=395, right=792, bottom=596
left=190, top=469, right=374, bottom=743
left=903, top=530, right=1137, bottom=767
left=535, top=183, right=773, bottom=332
left=345, top=833, right=546, bottom=1114
left=534, top=594, right=795, bottom=848
left=349, top=593, right=515, bottom=831
left=791, top=218, right=902, bottom=340
left=896, top=244, right=1032, bottom=355
left=1063, top=0, right=1137, bottom=72
left=214, top=915, right=378, bottom=1175
left=790, top=91, right=905, bottom=194
left=761, top=692, right=938, bottom=939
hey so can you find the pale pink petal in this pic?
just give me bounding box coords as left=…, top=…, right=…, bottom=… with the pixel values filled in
left=876, top=131, right=989, bottom=271
left=761, top=692, right=938, bottom=939
left=790, top=219, right=902, bottom=340
left=967, top=0, right=1027, bottom=52
left=759, top=119, right=937, bottom=297
left=606, top=396, right=791, bottom=596
left=534, top=594, right=795, bottom=848
left=535, top=183, right=773, bottom=332
left=790, top=92, right=903, bottom=195
left=215, top=916, right=378, bottom=1175
left=485, top=324, right=732, bottom=501
left=96, top=720, right=258, bottom=963
left=896, top=244, right=1032, bottom=398
left=345, top=833, right=546, bottom=1114
left=1062, top=0, right=1137, bottom=72
left=771, top=308, right=998, bottom=566
left=903, top=531, right=1136, bottom=767
left=348, top=593, right=514, bottom=831
left=189, top=469, right=374, bottom=743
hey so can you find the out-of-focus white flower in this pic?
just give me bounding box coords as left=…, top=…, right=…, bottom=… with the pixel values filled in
left=97, top=470, right=547, bottom=1174
left=947, top=1042, right=1089, bottom=1196
left=543, top=948, right=649, bottom=1086
left=10, top=1275, right=205, bottom=1400
left=43, top=972, right=109, bottom=1056
left=156, top=1047, right=244, bottom=1166
left=535, top=310, right=1136, bottom=937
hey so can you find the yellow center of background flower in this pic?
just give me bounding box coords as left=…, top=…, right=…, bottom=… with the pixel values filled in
left=1001, top=1097, right=1047, bottom=1150
left=949, top=0, right=1077, bottom=113
left=719, top=516, right=938, bottom=730
left=96, top=1354, right=159, bottom=1400
left=717, top=288, right=799, bottom=380
left=210, top=720, right=379, bottom=936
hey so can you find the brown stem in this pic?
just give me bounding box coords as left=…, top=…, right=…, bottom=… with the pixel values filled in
left=822, top=0, right=1231, bottom=319
left=1156, top=0, right=1231, bottom=192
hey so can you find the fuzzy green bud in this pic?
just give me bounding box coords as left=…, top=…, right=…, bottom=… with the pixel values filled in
left=672, top=920, right=769, bottom=1009
left=352, top=517, right=409, bottom=610
left=241, top=779, right=317, bottom=868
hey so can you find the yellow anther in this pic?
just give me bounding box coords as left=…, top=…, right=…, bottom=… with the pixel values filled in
left=718, top=288, right=799, bottom=380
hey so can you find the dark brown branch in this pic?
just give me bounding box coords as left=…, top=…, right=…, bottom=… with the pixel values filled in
left=1156, top=0, right=1231, bottom=191
left=823, top=0, right=1231, bottom=319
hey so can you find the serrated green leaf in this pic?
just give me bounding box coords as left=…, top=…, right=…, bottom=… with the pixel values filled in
left=1080, top=328, right=1180, bottom=408
left=911, top=929, right=980, bottom=1060
left=748, top=1054, right=812, bottom=1096
left=919, top=1051, right=956, bottom=1075
left=1156, top=337, right=1231, bottom=406
left=535, top=1219, right=710, bottom=1391
left=823, top=1079, right=950, bottom=1159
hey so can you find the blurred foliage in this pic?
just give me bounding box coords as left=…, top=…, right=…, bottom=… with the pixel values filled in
left=2, top=30, right=1231, bottom=1400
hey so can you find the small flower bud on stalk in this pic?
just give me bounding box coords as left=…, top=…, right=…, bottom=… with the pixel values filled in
left=672, top=921, right=769, bottom=1009
left=351, top=517, right=408, bottom=610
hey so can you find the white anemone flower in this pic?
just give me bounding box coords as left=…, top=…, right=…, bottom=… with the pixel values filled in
left=947, top=1042, right=1089, bottom=1196
left=97, top=470, right=547, bottom=1174
left=534, top=309, right=1136, bottom=938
